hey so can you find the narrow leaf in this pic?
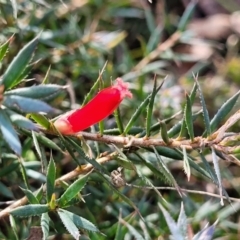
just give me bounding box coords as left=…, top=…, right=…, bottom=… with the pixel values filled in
left=59, top=209, right=100, bottom=233
left=114, top=108, right=124, bottom=134
left=0, top=36, right=12, bottom=62
left=153, top=147, right=182, bottom=196
left=210, top=90, right=240, bottom=133
left=184, top=93, right=194, bottom=141
left=211, top=147, right=224, bottom=206
left=41, top=213, right=50, bottom=240
left=30, top=113, right=50, bottom=129
left=195, top=77, right=211, bottom=136
left=58, top=173, right=89, bottom=208
left=46, top=156, right=56, bottom=203
left=3, top=95, right=54, bottom=113
left=182, top=146, right=191, bottom=181
left=10, top=204, right=49, bottom=218
left=2, top=35, right=38, bottom=90
left=20, top=187, right=39, bottom=204
left=6, top=84, right=66, bottom=101
left=160, top=121, right=170, bottom=144
left=0, top=109, right=21, bottom=155
left=0, top=182, right=14, bottom=198
left=178, top=1, right=196, bottom=31
left=119, top=217, right=145, bottom=240
left=58, top=209, right=80, bottom=240
left=177, top=203, right=188, bottom=239
left=146, top=77, right=157, bottom=137
left=158, top=202, right=184, bottom=240
left=8, top=111, right=38, bottom=131
left=32, top=130, right=42, bottom=161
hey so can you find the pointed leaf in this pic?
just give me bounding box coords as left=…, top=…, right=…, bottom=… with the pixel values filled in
left=8, top=111, right=38, bottom=131
left=3, top=95, right=54, bottom=113
left=178, top=1, right=196, bottom=31
left=41, top=213, right=50, bottom=240
left=120, top=218, right=145, bottom=240
left=193, top=222, right=216, bottom=240
left=46, top=156, right=56, bottom=203
left=20, top=187, right=39, bottom=204
left=0, top=109, right=21, bottom=155
left=114, top=108, right=124, bottom=134
left=182, top=146, right=191, bottom=181
left=30, top=113, right=50, bottom=129
left=177, top=203, right=188, bottom=239
left=32, top=130, right=42, bottom=161
left=21, top=128, right=63, bottom=151
left=210, top=90, right=240, bottom=133
left=184, top=93, right=194, bottom=141
left=58, top=173, right=89, bottom=207
left=153, top=147, right=182, bottom=196
left=59, top=209, right=100, bottom=233
left=10, top=204, right=49, bottom=218
left=0, top=182, right=14, bottom=198
left=211, top=147, right=224, bottom=206
left=146, top=78, right=157, bottom=137
left=9, top=215, right=19, bottom=240
left=0, top=36, right=12, bottom=62
left=6, top=84, right=66, bottom=101
left=158, top=203, right=184, bottom=240
left=160, top=121, right=170, bottom=144
left=195, top=77, right=211, bottom=136
left=1, top=35, right=38, bottom=90
left=58, top=209, right=80, bottom=240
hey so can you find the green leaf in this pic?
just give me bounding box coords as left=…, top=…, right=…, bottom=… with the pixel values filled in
left=58, top=209, right=80, bottom=240
left=19, top=161, right=30, bottom=189
left=20, top=128, right=63, bottom=151
left=0, top=109, right=21, bottom=155
left=6, top=84, right=66, bottom=101
left=195, top=77, right=211, bottom=136
left=7, top=110, right=38, bottom=131
left=0, top=182, right=14, bottom=198
left=158, top=202, right=184, bottom=240
left=178, top=1, right=196, bottom=31
left=10, top=204, right=49, bottom=218
left=46, top=156, right=56, bottom=203
left=152, top=147, right=182, bottom=196
left=41, top=213, right=50, bottom=240
left=30, top=113, right=50, bottom=129
left=210, top=90, right=240, bottom=133
left=0, top=160, right=19, bottom=177
left=124, top=97, right=150, bottom=135
left=184, top=93, right=194, bottom=141
left=177, top=203, right=188, bottom=239
left=20, top=187, right=39, bottom=204
left=114, top=108, right=124, bottom=135
left=32, top=130, right=42, bottom=160
left=182, top=146, right=191, bottom=181
left=58, top=173, right=89, bottom=208
left=160, top=121, right=170, bottom=144
left=9, top=215, right=19, bottom=240
left=3, top=95, right=54, bottom=114
left=211, top=147, right=224, bottom=206
left=1, top=35, right=38, bottom=90
left=0, top=36, right=12, bottom=62
left=146, top=78, right=157, bottom=137
left=59, top=209, right=100, bottom=233
left=120, top=218, right=145, bottom=240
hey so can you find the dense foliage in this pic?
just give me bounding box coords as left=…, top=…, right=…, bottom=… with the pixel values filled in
left=0, top=0, right=240, bottom=239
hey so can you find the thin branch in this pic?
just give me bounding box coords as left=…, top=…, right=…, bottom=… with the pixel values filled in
left=127, top=184, right=240, bottom=203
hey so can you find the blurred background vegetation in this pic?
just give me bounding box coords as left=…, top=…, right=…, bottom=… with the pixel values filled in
left=1, top=0, right=240, bottom=239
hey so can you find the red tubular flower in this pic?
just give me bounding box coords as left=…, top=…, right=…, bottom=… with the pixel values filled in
left=54, top=78, right=132, bottom=135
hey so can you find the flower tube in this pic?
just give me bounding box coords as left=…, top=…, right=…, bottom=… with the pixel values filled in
left=54, top=78, right=132, bottom=135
